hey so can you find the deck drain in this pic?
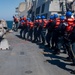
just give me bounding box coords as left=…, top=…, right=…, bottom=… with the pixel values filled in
left=20, top=52, right=24, bottom=55
left=25, top=70, right=33, bottom=74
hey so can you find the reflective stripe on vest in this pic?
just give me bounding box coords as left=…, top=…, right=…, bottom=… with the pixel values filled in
left=66, top=18, right=74, bottom=25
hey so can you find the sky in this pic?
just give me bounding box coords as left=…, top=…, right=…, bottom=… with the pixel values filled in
left=0, top=0, right=25, bottom=21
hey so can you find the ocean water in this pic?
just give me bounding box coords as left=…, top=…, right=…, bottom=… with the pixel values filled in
left=6, top=21, right=13, bottom=29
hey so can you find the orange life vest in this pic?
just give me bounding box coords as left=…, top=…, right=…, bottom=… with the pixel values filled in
left=66, top=18, right=74, bottom=32
left=29, top=22, right=34, bottom=28
left=55, top=18, right=61, bottom=28
left=35, top=20, right=38, bottom=23
left=23, top=17, right=26, bottom=21
left=39, top=19, right=42, bottom=23
left=43, top=19, right=48, bottom=28
left=66, top=18, right=74, bottom=26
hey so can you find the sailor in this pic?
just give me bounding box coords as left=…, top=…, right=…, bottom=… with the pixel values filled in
left=32, top=16, right=39, bottom=42
left=23, top=16, right=28, bottom=40
left=27, top=18, right=34, bottom=41
left=45, top=15, right=55, bottom=48
left=54, top=16, right=66, bottom=54
left=51, top=14, right=60, bottom=50
left=20, top=19, right=25, bottom=38
left=13, top=16, right=19, bottom=31
left=39, top=15, right=48, bottom=44
left=37, top=16, right=42, bottom=42
left=64, top=11, right=74, bottom=62
left=19, top=16, right=27, bottom=39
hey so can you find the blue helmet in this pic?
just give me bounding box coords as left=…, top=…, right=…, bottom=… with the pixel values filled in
left=60, top=16, right=65, bottom=20
left=41, top=16, right=45, bottom=19
left=37, top=16, right=41, bottom=19
left=39, top=16, right=41, bottom=19
left=50, top=15, right=54, bottom=20
left=66, top=11, right=72, bottom=17
left=54, top=14, right=58, bottom=18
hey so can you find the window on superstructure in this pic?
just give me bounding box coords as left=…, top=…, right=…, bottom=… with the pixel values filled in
left=41, top=3, right=45, bottom=13
left=36, top=7, right=40, bottom=15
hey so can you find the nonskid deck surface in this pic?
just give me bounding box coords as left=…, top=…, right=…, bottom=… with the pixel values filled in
left=0, top=31, right=74, bottom=75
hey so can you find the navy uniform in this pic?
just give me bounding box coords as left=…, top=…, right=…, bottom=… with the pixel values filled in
left=64, top=11, right=74, bottom=62
left=46, top=15, right=55, bottom=48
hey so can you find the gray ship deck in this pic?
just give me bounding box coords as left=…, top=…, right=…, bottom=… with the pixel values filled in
left=0, top=31, right=74, bottom=75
